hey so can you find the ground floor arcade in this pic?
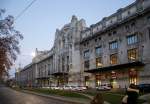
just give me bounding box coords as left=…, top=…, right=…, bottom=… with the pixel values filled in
left=84, top=61, right=148, bottom=88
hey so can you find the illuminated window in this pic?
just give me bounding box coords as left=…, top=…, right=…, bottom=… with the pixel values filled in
left=110, top=54, right=118, bottom=65
left=84, top=60, right=89, bottom=69
left=127, top=34, right=138, bottom=45
left=95, top=46, right=102, bottom=55
left=147, top=16, right=150, bottom=22
left=96, top=57, right=103, bottom=68
left=148, top=28, right=150, bottom=39
left=84, top=50, right=90, bottom=58
left=109, top=41, right=118, bottom=49
left=128, top=48, right=138, bottom=61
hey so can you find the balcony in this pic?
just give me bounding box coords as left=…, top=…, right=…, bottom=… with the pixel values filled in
left=84, top=61, right=145, bottom=73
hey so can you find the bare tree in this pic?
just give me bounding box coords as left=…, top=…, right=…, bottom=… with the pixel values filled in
left=0, top=9, right=23, bottom=78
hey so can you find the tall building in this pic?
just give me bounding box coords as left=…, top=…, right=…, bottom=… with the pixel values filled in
left=80, top=0, right=150, bottom=88
left=52, top=15, right=86, bottom=86
left=15, top=0, right=150, bottom=88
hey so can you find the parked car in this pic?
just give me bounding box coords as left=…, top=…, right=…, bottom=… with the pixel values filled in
left=138, top=84, right=150, bottom=93
left=96, top=83, right=111, bottom=91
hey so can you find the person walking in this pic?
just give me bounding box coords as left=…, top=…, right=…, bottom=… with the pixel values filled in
left=122, top=84, right=139, bottom=104
left=90, top=93, right=104, bottom=104
left=127, top=84, right=139, bottom=104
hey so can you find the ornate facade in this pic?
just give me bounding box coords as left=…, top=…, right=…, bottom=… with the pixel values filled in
left=15, top=0, right=150, bottom=88
left=80, top=0, right=150, bottom=88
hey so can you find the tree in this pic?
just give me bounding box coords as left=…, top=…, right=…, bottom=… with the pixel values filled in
left=0, top=9, right=23, bottom=78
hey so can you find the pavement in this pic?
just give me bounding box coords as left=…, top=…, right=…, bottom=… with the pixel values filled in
left=0, top=86, right=73, bottom=104
left=76, top=92, right=110, bottom=104
left=22, top=90, right=90, bottom=104
left=139, top=93, right=150, bottom=104
left=15, top=88, right=110, bottom=104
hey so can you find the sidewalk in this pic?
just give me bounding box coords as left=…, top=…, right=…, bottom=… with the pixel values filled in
left=77, top=92, right=110, bottom=104
left=139, top=93, right=150, bottom=104
left=22, top=89, right=111, bottom=104
left=22, top=90, right=90, bottom=104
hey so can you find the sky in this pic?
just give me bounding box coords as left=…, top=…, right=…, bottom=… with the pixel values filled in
left=0, top=0, right=135, bottom=77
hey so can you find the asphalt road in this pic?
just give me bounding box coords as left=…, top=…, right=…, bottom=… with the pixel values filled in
left=0, top=86, right=71, bottom=104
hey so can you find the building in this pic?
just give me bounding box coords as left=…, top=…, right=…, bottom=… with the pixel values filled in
left=51, top=15, right=86, bottom=86
left=15, top=0, right=150, bottom=88
left=15, top=16, right=86, bottom=87
left=80, top=0, right=150, bottom=88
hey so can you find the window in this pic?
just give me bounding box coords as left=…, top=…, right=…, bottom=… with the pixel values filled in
left=128, top=11, right=130, bottom=15
left=84, top=60, right=89, bottom=69
left=84, top=50, right=90, bottom=58
left=127, top=34, right=138, bottom=45
left=147, top=16, right=150, bottom=22
left=98, top=37, right=101, bottom=40
left=125, top=25, right=130, bottom=31
left=95, top=39, right=97, bottom=42
left=131, top=22, right=135, bottom=27
left=95, top=46, right=102, bottom=55
left=108, top=33, right=112, bottom=37
left=113, top=31, right=117, bottom=35
left=109, top=41, right=118, bottom=49
left=96, top=57, right=102, bottom=68
left=110, top=54, right=118, bottom=65
left=87, top=42, right=89, bottom=45
left=128, top=48, right=138, bottom=61
left=148, top=28, right=150, bottom=39
left=48, top=64, right=51, bottom=75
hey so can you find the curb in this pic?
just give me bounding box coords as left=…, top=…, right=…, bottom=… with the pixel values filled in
left=21, top=90, right=89, bottom=104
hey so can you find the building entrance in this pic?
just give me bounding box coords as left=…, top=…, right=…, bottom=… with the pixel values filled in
left=129, top=68, right=138, bottom=85
left=110, top=71, right=119, bottom=88
left=95, top=74, right=101, bottom=87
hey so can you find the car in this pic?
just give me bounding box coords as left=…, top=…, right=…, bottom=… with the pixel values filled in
left=138, top=84, right=150, bottom=93
left=75, top=86, right=87, bottom=91
left=96, top=84, right=111, bottom=91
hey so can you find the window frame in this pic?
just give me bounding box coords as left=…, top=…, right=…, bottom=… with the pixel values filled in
left=127, top=34, right=138, bottom=45
left=95, top=46, right=102, bottom=55
left=127, top=48, right=138, bottom=61
left=110, top=53, right=118, bottom=65
left=109, top=41, right=118, bottom=50
left=84, top=60, right=90, bottom=69
left=96, top=57, right=103, bottom=68
left=84, top=50, right=90, bottom=59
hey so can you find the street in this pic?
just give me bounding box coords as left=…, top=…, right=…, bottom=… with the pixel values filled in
left=0, top=86, right=71, bottom=104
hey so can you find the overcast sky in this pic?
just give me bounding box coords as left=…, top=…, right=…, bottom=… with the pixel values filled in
left=0, top=0, right=135, bottom=77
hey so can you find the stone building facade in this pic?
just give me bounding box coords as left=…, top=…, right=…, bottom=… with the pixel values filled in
left=15, top=0, right=150, bottom=88
left=15, top=16, right=86, bottom=87
left=80, top=0, right=150, bottom=88
left=52, top=15, right=86, bottom=86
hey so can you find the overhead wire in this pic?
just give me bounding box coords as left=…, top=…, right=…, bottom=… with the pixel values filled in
left=15, top=0, right=37, bottom=21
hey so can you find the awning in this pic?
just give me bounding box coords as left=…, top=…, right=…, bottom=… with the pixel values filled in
left=85, top=61, right=145, bottom=73
left=36, top=77, right=49, bottom=80
left=51, top=72, right=68, bottom=76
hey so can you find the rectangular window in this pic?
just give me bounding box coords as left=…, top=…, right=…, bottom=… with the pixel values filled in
left=84, top=50, right=90, bottom=58
left=127, top=34, right=138, bottom=45
left=147, top=16, right=150, bottom=22
left=110, top=54, right=118, bottom=65
left=148, top=28, right=150, bottom=40
left=95, top=46, right=102, bottom=55
left=96, top=57, right=103, bottom=68
left=84, top=60, right=89, bottom=69
left=109, top=41, right=118, bottom=49
left=128, top=48, right=138, bottom=61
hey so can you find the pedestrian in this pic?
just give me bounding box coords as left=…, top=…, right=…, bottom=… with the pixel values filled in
left=90, top=93, right=104, bottom=104
left=122, top=95, right=128, bottom=104
left=125, top=84, right=139, bottom=104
